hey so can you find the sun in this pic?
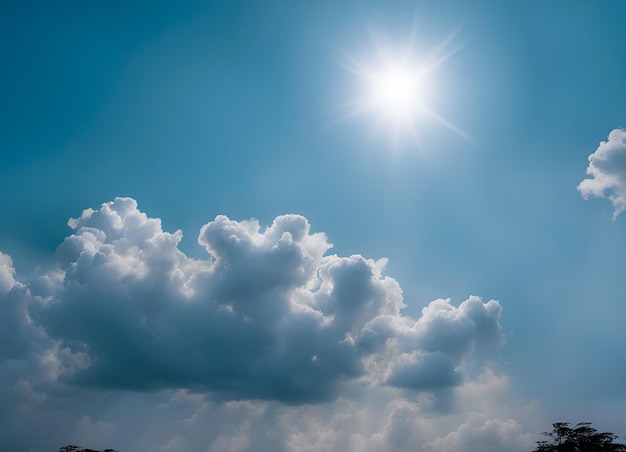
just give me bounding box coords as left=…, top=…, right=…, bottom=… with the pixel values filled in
left=366, top=61, right=424, bottom=122
left=338, top=25, right=466, bottom=147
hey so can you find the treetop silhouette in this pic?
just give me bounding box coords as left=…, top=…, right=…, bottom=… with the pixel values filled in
left=534, top=422, right=626, bottom=451
left=58, top=446, right=118, bottom=452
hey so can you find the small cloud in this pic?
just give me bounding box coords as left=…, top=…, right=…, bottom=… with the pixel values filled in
left=578, top=128, right=626, bottom=219
left=0, top=251, right=16, bottom=294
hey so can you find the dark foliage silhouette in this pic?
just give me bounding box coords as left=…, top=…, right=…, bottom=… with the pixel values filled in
left=533, top=422, right=626, bottom=451
left=58, top=446, right=118, bottom=452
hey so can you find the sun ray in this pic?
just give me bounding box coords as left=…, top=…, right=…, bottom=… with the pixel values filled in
left=419, top=106, right=474, bottom=144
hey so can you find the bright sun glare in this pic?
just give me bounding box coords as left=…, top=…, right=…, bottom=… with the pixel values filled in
left=368, top=63, right=423, bottom=120
left=339, top=25, right=466, bottom=146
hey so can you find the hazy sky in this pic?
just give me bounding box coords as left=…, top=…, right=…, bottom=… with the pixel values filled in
left=2, top=1, right=626, bottom=451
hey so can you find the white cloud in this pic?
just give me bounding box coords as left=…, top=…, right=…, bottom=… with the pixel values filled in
left=0, top=251, right=15, bottom=294
left=139, top=391, right=531, bottom=452
left=578, top=128, right=626, bottom=219
left=31, top=197, right=502, bottom=403
left=425, top=412, right=534, bottom=452
left=0, top=197, right=533, bottom=451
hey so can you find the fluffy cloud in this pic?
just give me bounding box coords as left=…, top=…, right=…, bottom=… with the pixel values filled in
left=84, top=389, right=531, bottom=452
left=0, top=197, right=528, bottom=451
left=578, top=128, right=626, bottom=219
left=28, top=197, right=502, bottom=403
left=425, top=412, right=533, bottom=452
left=0, top=251, right=15, bottom=294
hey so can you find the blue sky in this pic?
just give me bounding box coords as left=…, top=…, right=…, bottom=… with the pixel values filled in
left=2, top=1, right=626, bottom=451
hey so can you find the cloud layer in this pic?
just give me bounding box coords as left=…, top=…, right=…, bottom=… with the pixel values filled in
left=0, top=198, right=532, bottom=451
left=578, top=128, right=626, bottom=218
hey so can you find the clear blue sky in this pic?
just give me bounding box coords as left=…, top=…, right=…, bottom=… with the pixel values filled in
left=1, top=1, right=626, bottom=451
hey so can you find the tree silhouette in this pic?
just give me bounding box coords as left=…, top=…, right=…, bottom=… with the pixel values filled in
left=533, top=422, right=626, bottom=451
left=58, top=446, right=118, bottom=452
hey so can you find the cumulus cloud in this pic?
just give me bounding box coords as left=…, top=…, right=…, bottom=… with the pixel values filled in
left=425, top=413, right=534, bottom=452
left=0, top=197, right=527, bottom=451
left=578, top=128, right=626, bottom=219
left=25, top=197, right=504, bottom=403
